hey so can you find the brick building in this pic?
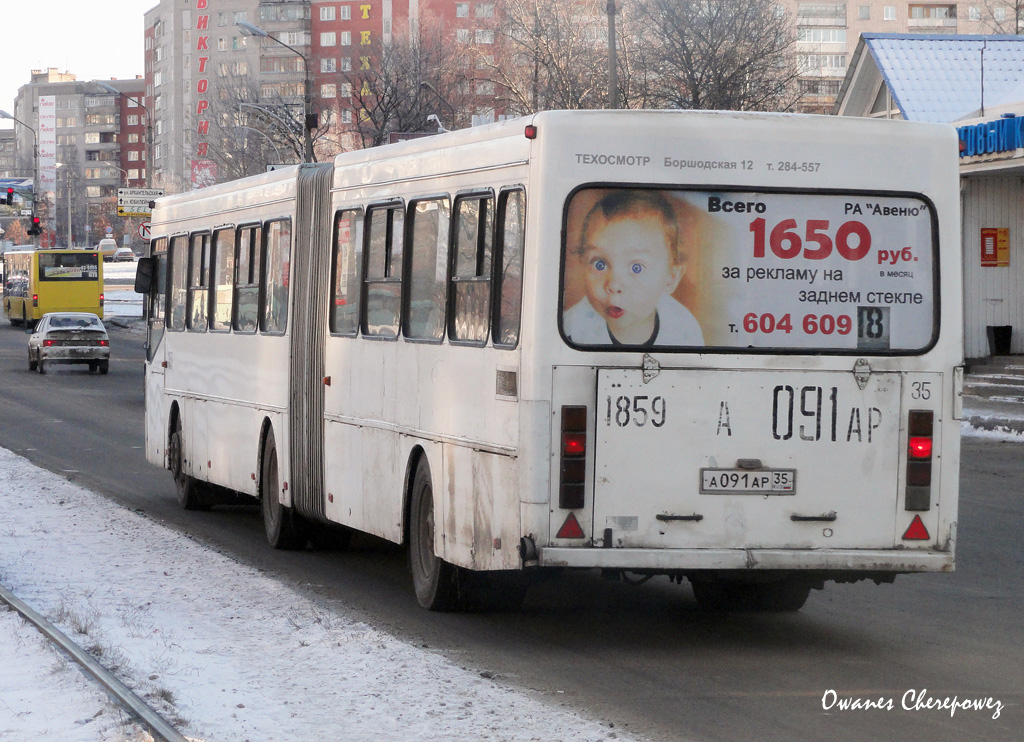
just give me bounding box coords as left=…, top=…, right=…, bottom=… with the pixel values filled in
left=8, top=69, right=147, bottom=247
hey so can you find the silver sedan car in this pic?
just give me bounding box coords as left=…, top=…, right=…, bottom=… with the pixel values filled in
left=28, top=312, right=110, bottom=375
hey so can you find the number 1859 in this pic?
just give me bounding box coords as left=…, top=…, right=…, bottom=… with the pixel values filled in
left=605, top=395, right=667, bottom=428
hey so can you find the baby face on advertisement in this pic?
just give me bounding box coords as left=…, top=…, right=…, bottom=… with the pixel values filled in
left=580, top=215, right=685, bottom=344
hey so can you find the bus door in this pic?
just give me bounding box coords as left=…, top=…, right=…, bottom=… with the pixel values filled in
left=139, top=239, right=169, bottom=463
left=592, top=367, right=914, bottom=551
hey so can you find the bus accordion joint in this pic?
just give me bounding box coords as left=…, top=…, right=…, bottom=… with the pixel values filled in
left=905, top=409, right=934, bottom=511
left=558, top=405, right=587, bottom=509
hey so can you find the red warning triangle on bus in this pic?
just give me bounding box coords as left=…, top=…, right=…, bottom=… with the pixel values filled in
left=902, top=515, right=930, bottom=541
left=556, top=512, right=586, bottom=539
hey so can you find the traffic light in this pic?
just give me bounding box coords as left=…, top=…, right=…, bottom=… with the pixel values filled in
left=27, top=215, right=41, bottom=236
left=4, top=187, right=12, bottom=205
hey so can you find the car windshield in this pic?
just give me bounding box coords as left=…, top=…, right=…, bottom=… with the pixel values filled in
left=48, top=316, right=103, bottom=331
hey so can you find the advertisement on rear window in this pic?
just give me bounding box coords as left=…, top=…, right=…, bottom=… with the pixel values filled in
left=38, top=252, right=100, bottom=281
left=561, top=188, right=936, bottom=352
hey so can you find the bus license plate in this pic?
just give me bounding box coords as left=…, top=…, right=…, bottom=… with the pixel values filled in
left=700, top=468, right=796, bottom=495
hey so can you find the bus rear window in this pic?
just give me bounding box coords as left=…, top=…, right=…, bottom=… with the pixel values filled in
left=561, top=187, right=937, bottom=353
left=38, top=252, right=100, bottom=281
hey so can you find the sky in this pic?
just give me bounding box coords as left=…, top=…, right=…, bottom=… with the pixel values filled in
left=0, top=1, right=155, bottom=127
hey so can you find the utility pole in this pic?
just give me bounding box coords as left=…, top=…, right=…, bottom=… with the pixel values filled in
left=607, top=1, right=620, bottom=109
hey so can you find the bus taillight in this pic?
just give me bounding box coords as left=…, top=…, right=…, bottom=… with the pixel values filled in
left=559, top=406, right=587, bottom=510
left=99, top=293, right=104, bottom=307
left=905, top=410, right=933, bottom=511
left=32, top=294, right=38, bottom=307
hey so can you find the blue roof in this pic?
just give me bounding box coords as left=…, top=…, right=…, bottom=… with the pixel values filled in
left=862, top=33, right=1024, bottom=122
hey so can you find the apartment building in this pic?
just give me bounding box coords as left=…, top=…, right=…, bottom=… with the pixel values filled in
left=10, top=68, right=147, bottom=247
left=785, top=0, right=1021, bottom=113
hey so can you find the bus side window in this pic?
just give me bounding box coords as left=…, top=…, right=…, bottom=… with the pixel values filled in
left=261, top=219, right=291, bottom=334
left=362, top=203, right=404, bottom=338
left=330, top=209, right=363, bottom=336
left=168, top=236, right=188, bottom=332
left=210, top=227, right=235, bottom=332
left=233, top=225, right=262, bottom=333
left=493, top=189, right=525, bottom=348
left=450, top=193, right=493, bottom=344
left=187, top=232, right=210, bottom=332
left=404, top=197, right=450, bottom=342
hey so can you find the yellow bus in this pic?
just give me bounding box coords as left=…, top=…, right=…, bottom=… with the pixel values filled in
left=3, top=248, right=104, bottom=326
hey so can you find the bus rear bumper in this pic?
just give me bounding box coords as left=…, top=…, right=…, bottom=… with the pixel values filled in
left=538, top=547, right=954, bottom=573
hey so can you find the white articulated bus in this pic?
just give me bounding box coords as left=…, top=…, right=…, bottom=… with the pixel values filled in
left=137, top=110, right=963, bottom=612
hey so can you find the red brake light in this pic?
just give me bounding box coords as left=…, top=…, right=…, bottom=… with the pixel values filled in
left=99, top=293, right=105, bottom=306
left=524, top=124, right=537, bottom=139
left=43, top=339, right=55, bottom=347
left=98, top=339, right=109, bottom=347
left=32, top=294, right=38, bottom=307
left=559, top=406, right=587, bottom=510
left=908, top=436, right=932, bottom=459
left=905, top=410, right=934, bottom=511
left=563, top=433, right=586, bottom=456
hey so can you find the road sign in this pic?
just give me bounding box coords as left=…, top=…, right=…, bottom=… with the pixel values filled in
left=138, top=222, right=151, bottom=240
left=105, top=226, right=113, bottom=234
left=117, top=187, right=165, bottom=217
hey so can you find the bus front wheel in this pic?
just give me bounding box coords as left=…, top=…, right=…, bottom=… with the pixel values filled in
left=169, top=416, right=209, bottom=511
left=409, top=460, right=461, bottom=611
left=260, top=430, right=307, bottom=550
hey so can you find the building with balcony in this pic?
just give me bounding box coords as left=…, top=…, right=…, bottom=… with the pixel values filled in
left=785, top=0, right=1022, bottom=114
left=10, top=68, right=146, bottom=247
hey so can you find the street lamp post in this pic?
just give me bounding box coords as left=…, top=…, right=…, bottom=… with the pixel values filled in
left=56, top=162, right=72, bottom=247
left=0, top=109, right=39, bottom=242
left=238, top=125, right=284, bottom=165
left=94, top=82, right=154, bottom=189
left=237, top=21, right=315, bottom=162
left=419, top=82, right=456, bottom=131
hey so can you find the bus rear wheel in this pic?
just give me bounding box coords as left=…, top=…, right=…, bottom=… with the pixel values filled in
left=260, top=430, right=307, bottom=550
left=169, top=416, right=209, bottom=511
left=409, top=460, right=461, bottom=611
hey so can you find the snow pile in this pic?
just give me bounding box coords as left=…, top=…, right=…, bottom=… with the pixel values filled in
left=0, top=447, right=630, bottom=742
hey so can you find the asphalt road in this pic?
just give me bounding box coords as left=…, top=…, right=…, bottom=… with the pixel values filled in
left=0, top=316, right=1020, bottom=742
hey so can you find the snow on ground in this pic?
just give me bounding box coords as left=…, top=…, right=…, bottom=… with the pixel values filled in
left=0, top=447, right=631, bottom=742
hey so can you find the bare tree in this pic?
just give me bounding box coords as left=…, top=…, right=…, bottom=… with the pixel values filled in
left=634, top=0, right=800, bottom=112
left=480, top=0, right=611, bottom=114
left=973, top=0, right=1024, bottom=33
left=341, top=15, right=474, bottom=148
left=189, top=74, right=340, bottom=183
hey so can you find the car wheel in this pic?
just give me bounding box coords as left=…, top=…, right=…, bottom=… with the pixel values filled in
left=28, top=351, right=36, bottom=372
left=89, top=361, right=98, bottom=373
left=260, top=429, right=307, bottom=550
left=37, top=357, right=46, bottom=375
left=409, top=459, right=462, bottom=611
left=98, top=360, right=109, bottom=375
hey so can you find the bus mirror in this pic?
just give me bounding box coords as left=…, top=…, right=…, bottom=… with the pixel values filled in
left=134, top=257, right=155, bottom=294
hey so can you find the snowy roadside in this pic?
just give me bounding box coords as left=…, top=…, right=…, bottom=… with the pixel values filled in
left=0, top=447, right=632, bottom=742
